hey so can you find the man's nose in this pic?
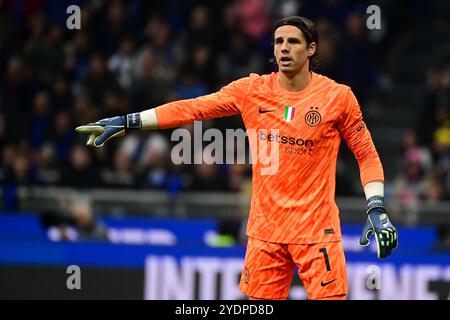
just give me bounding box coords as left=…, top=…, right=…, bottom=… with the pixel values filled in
left=281, top=42, right=289, bottom=52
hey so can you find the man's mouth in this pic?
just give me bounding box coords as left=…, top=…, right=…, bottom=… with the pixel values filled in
left=280, top=56, right=293, bottom=66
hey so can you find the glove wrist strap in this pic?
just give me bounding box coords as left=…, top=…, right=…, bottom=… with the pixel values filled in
left=366, top=196, right=385, bottom=215
left=126, top=113, right=142, bottom=129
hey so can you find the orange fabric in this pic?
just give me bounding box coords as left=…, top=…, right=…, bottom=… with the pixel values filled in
left=155, top=72, right=384, bottom=243
left=239, top=237, right=295, bottom=299
left=240, top=237, right=348, bottom=300
left=290, top=240, right=348, bottom=299
left=155, top=77, right=248, bottom=128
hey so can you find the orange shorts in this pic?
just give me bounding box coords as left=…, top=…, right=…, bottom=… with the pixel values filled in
left=239, top=237, right=348, bottom=300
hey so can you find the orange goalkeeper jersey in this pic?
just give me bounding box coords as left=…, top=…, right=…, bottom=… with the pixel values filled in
left=155, top=72, right=384, bottom=244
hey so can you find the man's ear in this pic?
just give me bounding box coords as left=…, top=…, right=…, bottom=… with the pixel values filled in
left=308, top=42, right=317, bottom=57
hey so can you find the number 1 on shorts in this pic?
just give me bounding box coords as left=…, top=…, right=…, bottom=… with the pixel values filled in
left=319, top=247, right=331, bottom=272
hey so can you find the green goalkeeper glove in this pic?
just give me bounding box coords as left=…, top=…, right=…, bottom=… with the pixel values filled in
left=75, top=113, right=142, bottom=147
left=359, top=196, right=398, bottom=259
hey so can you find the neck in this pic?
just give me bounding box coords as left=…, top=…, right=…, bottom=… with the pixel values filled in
left=278, top=67, right=312, bottom=92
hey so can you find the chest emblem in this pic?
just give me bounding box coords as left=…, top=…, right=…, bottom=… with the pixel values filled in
left=305, top=107, right=321, bottom=127
left=283, top=106, right=296, bottom=122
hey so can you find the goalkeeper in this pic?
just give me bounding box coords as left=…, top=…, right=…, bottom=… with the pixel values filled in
left=77, top=16, right=397, bottom=300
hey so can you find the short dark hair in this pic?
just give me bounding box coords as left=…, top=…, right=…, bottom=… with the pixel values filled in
left=273, top=16, right=319, bottom=71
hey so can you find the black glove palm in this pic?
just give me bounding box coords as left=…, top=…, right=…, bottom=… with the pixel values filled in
left=75, top=113, right=141, bottom=147
left=359, top=196, right=398, bottom=259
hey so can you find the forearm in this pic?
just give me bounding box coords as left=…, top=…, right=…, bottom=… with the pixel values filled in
left=363, top=181, right=384, bottom=200
left=136, top=77, right=249, bottom=130
left=116, top=91, right=240, bottom=130
left=359, top=150, right=384, bottom=203
left=140, top=109, right=158, bottom=129
left=136, top=100, right=200, bottom=130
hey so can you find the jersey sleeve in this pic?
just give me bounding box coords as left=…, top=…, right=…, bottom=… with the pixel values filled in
left=338, top=88, right=384, bottom=186
left=154, top=77, right=249, bottom=129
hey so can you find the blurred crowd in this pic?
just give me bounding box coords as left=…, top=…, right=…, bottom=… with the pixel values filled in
left=0, top=0, right=449, bottom=218
left=392, top=59, right=450, bottom=223
left=390, top=57, right=450, bottom=248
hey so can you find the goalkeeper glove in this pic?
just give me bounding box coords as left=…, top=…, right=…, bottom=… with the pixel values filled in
left=75, top=113, right=142, bottom=147
left=359, top=196, right=398, bottom=259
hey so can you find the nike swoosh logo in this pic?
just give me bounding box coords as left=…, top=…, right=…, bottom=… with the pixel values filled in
left=259, top=107, right=275, bottom=114
left=320, top=279, right=337, bottom=287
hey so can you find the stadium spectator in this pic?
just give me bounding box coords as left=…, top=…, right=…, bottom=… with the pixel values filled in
left=78, top=52, right=119, bottom=107
left=40, top=197, right=108, bottom=242
left=60, top=144, right=101, bottom=188
left=108, top=36, right=139, bottom=90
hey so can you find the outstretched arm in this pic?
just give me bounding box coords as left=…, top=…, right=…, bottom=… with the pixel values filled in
left=76, top=77, right=250, bottom=147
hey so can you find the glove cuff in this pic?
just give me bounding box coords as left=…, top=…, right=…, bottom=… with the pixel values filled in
left=366, top=196, right=386, bottom=215
left=126, top=113, right=142, bottom=129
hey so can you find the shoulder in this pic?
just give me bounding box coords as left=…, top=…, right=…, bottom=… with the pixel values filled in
left=313, top=72, right=351, bottom=95
left=246, top=72, right=278, bottom=90
left=245, top=72, right=275, bottom=84
left=225, top=73, right=275, bottom=92
left=226, top=73, right=259, bottom=86
left=313, top=73, right=358, bottom=115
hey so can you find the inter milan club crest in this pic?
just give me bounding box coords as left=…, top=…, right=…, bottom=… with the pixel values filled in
left=305, top=107, right=321, bottom=126
left=283, top=106, right=295, bottom=122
